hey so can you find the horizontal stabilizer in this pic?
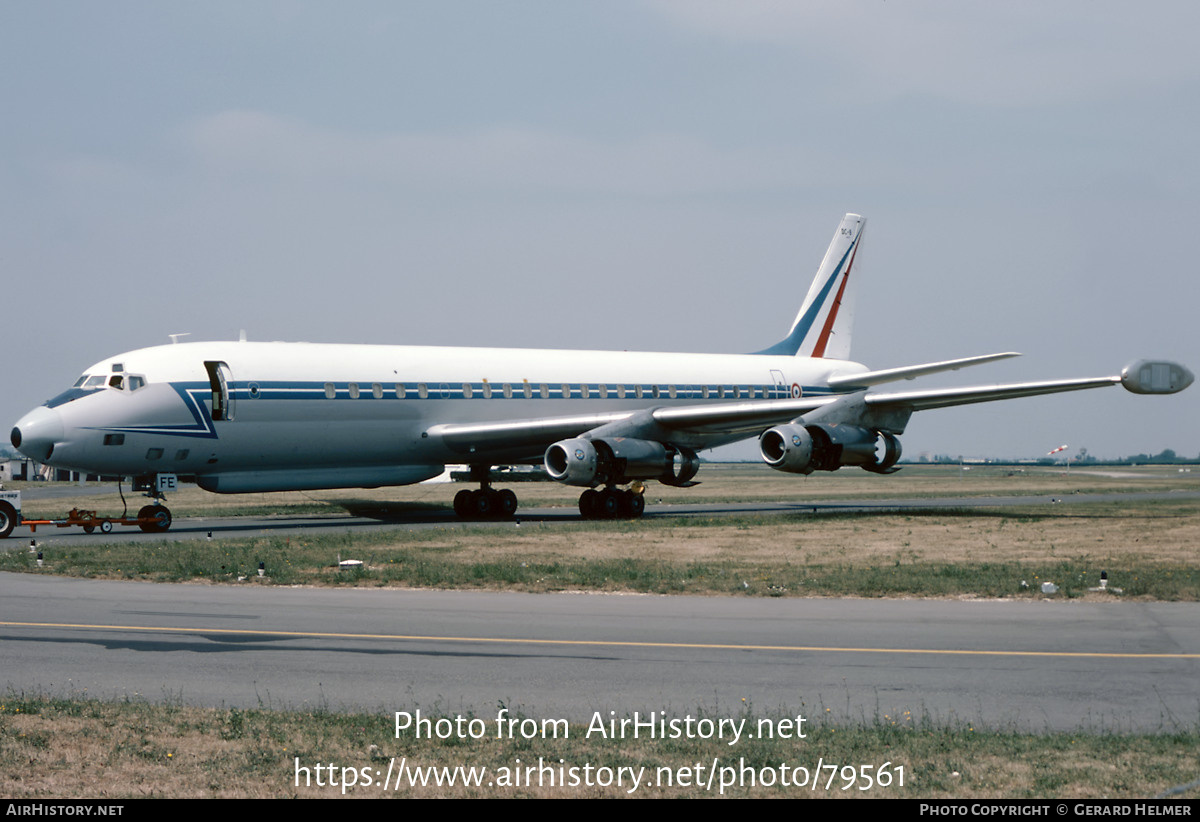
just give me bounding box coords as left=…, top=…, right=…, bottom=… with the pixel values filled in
left=827, top=352, right=1021, bottom=389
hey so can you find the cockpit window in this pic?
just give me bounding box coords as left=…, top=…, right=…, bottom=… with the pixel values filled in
left=45, top=376, right=102, bottom=408
left=45, top=370, right=148, bottom=408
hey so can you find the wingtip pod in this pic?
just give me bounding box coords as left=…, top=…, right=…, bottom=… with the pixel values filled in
left=1120, top=360, right=1194, bottom=394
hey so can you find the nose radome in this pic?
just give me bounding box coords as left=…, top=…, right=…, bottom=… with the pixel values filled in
left=11, top=406, right=64, bottom=463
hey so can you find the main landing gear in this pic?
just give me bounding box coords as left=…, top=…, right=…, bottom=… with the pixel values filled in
left=578, top=485, right=646, bottom=520
left=453, top=487, right=517, bottom=519
left=448, top=467, right=647, bottom=521
left=452, top=466, right=518, bottom=519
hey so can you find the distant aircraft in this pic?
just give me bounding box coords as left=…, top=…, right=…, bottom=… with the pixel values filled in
left=8, top=214, right=1192, bottom=533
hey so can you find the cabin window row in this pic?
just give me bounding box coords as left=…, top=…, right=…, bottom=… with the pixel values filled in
left=318, top=382, right=782, bottom=400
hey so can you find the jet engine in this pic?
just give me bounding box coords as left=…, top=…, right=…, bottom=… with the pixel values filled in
left=760, top=423, right=901, bottom=475
left=544, top=437, right=700, bottom=487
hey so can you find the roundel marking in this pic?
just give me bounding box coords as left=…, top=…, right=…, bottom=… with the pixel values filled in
left=574, top=449, right=585, bottom=461
left=790, top=383, right=803, bottom=399
left=791, top=435, right=802, bottom=446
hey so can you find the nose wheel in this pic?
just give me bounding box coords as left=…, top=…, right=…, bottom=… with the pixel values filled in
left=137, top=504, right=172, bottom=533
left=128, top=475, right=174, bottom=533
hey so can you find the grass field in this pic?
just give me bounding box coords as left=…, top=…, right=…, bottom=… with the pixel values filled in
left=3, top=694, right=1198, bottom=799
left=5, top=465, right=1198, bottom=600
left=4, top=465, right=1198, bottom=799
left=12, top=463, right=1200, bottom=518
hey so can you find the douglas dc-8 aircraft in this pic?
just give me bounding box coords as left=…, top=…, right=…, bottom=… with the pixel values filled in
left=7, top=214, right=1193, bottom=534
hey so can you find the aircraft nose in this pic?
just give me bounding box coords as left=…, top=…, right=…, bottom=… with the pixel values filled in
left=11, top=406, right=64, bottom=463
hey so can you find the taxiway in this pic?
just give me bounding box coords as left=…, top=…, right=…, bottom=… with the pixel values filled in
left=2, top=571, right=1197, bottom=731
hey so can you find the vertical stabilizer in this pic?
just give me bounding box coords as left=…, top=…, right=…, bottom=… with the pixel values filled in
left=753, top=213, right=864, bottom=359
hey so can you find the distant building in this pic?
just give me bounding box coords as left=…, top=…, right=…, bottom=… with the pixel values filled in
left=1, top=457, right=35, bottom=483
left=1, top=454, right=94, bottom=483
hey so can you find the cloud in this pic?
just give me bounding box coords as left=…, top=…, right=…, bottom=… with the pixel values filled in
left=183, top=110, right=860, bottom=196
left=645, top=0, right=1200, bottom=106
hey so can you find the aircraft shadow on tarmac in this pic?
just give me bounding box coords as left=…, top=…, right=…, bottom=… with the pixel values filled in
left=2, top=631, right=612, bottom=662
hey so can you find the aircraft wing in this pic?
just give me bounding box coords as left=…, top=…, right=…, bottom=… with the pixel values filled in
left=426, top=359, right=1192, bottom=461
left=863, top=375, right=1121, bottom=411
left=426, top=396, right=836, bottom=459
left=864, top=359, right=1193, bottom=412
left=426, top=352, right=1028, bottom=455
left=429, top=411, right=635, bottom=455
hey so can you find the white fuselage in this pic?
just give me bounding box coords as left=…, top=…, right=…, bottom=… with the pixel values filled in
left=18, top=340, right=867, bottom=489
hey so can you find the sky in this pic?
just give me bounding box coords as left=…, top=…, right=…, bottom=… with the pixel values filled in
left=2, top=1, right=1197, bottom=462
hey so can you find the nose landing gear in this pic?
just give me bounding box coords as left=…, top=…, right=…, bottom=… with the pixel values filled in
left=136, top=503, right=172, bottom=533
left=130, top=474, right=175, bottom=533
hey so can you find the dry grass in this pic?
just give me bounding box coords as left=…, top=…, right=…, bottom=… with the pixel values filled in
left=376, top=506, right=1199, bottom=567
left=4, top=696, right=1198, bottom=798
left=7, top=465, right=1198, bottom=599
left=4, top=467, right=1199, bottom=798
left=13, top=463, right=1200, bottom=520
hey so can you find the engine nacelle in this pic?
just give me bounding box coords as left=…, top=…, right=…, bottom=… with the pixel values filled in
left=861, top=429, right=902, bottom=474
left=760, top=424, right=902, bottom=475
left=759, top=425, right=816, bottom=474
left=544, top=438, right=601, bottom=486
left=544, top=437, right=700, bottom=487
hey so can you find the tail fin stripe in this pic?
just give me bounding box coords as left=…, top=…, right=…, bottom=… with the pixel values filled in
left=809, top=240, right=859, bottom=358
left=751, top=236, right=858, bottom=356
